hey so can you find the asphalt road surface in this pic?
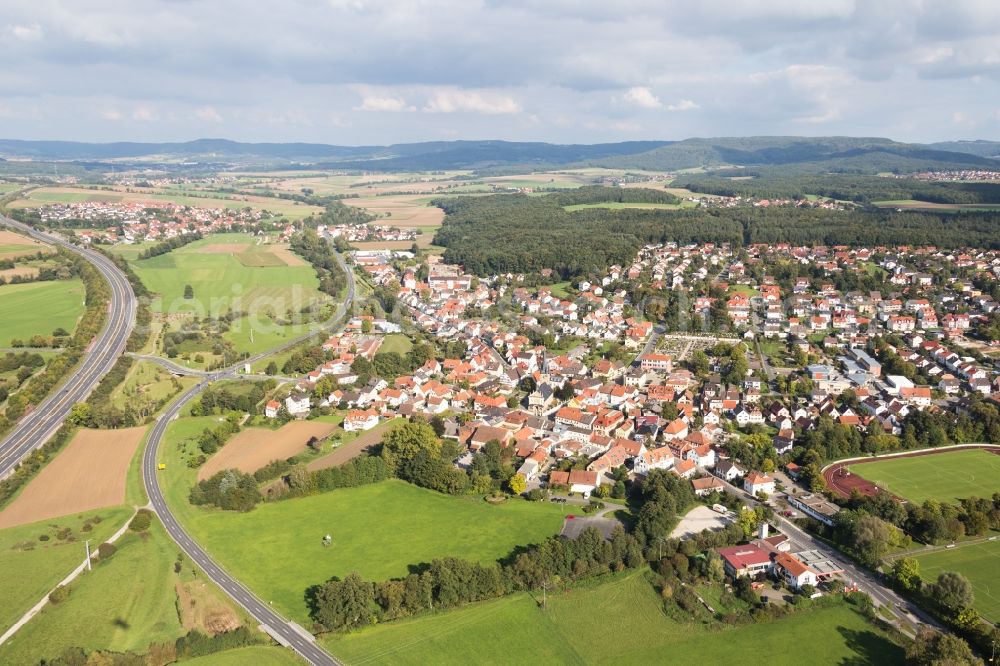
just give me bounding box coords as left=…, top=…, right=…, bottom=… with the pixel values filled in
left=140, top=237, right=355, bottom=665
left=142, top=384, right=340, bottom=665
left=0, top=216, right=137, bottom=479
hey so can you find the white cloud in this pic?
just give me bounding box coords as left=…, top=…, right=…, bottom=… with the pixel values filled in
left=354, top=95, right=414, bottom=112
left=422, top=89, right=521, bottom=114
left=100, top=108, right=124, bottom=121
left=131, top=106, right=157, bottom=122
left=6, top=24, right=42, bottom=41
left=194, top=106, right=222, bottom=122
left=666, top=99, right=699, bottom=111
left=622, top=86, right=662, bottom=109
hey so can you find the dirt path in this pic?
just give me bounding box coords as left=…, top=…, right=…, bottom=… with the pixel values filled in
left=305, top=421, right=395, bottom=471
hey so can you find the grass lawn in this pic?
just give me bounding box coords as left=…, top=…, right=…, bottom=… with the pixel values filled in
left=915, top=539, right=1000, bottom=623
left=546, top=281, right=573, bottom=299
left=0, top=279, right=85, bottom=345
left=0, top=506, right=133, bottom=633
left=110, top=360, right=198, bottom=413
left=379, top=333, right=413, bottom=356
left=183, top=646, right=303, bottom=665
left=851, top=449, right=1000, bottom=504
left=324, top=571, right=904, bottom=665
left=223, top=318, right=325, bottom=356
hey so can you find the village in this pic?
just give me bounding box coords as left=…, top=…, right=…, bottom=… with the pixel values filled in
left=255, top=234, right=1000, bottom=592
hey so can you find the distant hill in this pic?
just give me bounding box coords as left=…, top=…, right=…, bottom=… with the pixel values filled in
left=0, top=136, right=996, bottom=173
left=927, top=140, right=1000, bottom=159
left=594, top=137, right=1000, bottom=173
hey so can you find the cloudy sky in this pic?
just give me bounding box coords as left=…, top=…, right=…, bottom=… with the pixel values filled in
left=1, top=0, right=999, bottom=144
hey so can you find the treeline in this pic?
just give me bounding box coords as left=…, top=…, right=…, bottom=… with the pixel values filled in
left=44, top=627, right=263, bottom=665
left=289, top=228, right=347, bottom=298
left=790, top=398, right=1000, bottom=493
left=677, top=174, right=1000, bottom=205
left=189, top=383, right=271, bottom=416
left=1, top=250, right=109, bottom=430
left=432, top=194, right=743, bottom=278
left=307, top=468, right=695, bottom=632
left=303, top=201, right=375, bottom=228
left=137, top=232, right=203, bottom=259
left=432, top=193, right=1000, bottom=278
left=552, top=185, right=681, bottom=206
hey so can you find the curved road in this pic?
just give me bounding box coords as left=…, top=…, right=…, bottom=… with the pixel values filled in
left=142, top=385, right=340, bottom=666
left=140, top=239, right=355, bottom=665
left=0, top=216, right=137, bottom=479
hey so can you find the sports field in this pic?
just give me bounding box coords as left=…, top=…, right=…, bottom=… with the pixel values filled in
left=915, top=539, right=1000, bottom=622
left=0, top=279, right=85, bottom=346
left=850, top=449, right=1000, bottom=504
left=325, top=571, right=904, bottom=665
left=0, top=506, right=132, bottom=634
left=129, top=234, right=325, bottom=316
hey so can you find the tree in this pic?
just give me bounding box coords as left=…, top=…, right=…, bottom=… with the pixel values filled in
left=929, top=571, right=974, bottom=613
left=265, top=361, right=278, bottom=375
left=905, top=628, right=982, bottom=666
left=312, top=573, right=377, bottom=632
left=380, top=420, right=441, bottom=474
left=508, top=473, right=527, bottom=495
left=183, top=284, right=194, bottom=299
left=890, top=557, right=921, bottom=593
left=67, top=402, right=92, bottom=426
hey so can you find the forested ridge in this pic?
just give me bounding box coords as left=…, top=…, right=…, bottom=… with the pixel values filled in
left=676, top=174, right=1000, bottom=205
left=432, top=192, right=1000, bottom=278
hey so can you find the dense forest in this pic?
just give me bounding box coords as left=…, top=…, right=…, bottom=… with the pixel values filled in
left=552, top=186, right=681, bottom=206
left=676, top=174, right=1000, bottom=205
left=432, top=192, right=1000, bottom=278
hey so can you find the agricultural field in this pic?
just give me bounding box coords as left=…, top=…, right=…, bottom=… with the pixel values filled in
left=0, top=279, right=85, bottom=346
left=915, top=539, right=1000, bottom=623
left=131, top=233, right=324, bottom=311
left=0, top=519, right=259, bottom=665
left=325, top=571, right=904, bottom=665
left=0, top=506, right=133, bottom=634
left=8, top=185, right=322, bottom=219
left=198, top=420, right=338, bottom=480
left=306, top=418, right=403, bottom=472
left=0, top=426, right=148, bottom=529
left=0, top=229, right=50, bottom=259
left=850, top=449, right=1000, bottom=504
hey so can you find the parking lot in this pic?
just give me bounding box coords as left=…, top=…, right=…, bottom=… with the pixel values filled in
left=669, top=505, right=735, bottom=539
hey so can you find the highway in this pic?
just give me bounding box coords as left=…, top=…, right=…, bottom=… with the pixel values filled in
left=0, top=216, right=137, bottom=479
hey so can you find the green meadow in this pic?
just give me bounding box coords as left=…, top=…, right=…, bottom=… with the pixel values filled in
left=325, top=571, right=904, bottom=665
left=0, top=279, right=85, bottom=345
left=0, top=506, right=133, bottom=634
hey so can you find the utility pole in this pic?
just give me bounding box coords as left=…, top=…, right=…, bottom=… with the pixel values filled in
left=85, top=540, right=92, bottom=571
